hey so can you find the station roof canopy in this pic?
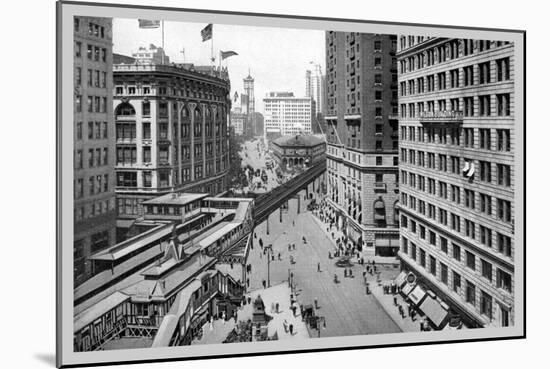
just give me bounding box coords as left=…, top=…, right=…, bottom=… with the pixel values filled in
left=142, top=193, right=208, bottom=206
left=272, top=135, right=325, bottom=148
left=74, top=291, right=130, bottom=333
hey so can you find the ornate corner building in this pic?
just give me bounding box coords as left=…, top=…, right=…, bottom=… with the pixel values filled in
left=324, top=32, right=400, bottom=257
left=112, top=56, right=232, bottom=234
left=396, top=36, right=514, bottom=327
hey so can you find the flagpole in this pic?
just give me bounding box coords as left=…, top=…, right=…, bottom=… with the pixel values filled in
left=211, top=35, right=214, bottom=67
left=161, top=20, right=165, bottom=64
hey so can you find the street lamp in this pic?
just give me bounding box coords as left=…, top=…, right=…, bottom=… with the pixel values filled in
left=315, top=316, right=326, bottom=338
left=264, top=244, right=274, bottom=287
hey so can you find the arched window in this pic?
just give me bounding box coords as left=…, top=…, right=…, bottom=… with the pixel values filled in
left=115, top=102, right=135, bottom=117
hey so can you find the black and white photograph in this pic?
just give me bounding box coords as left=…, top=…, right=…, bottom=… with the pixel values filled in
left=54, top=0, right=525, bottom=367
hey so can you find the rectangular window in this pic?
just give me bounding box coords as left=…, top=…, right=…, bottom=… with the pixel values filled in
left=480, top=161, right=492, bottom=183
left=480, top=290, right=493, bottom=319
left=480, top=193, right=492, bottom=215
left=479, top=62, right=491, bottom=84
left=420, top=249, right=426, bottom=268
left=481, top=259, right=493, bottom=281
left=498, top=233, right=512, bottom=257
left=479, top=129, right=491, bottom=150
left=466, top=251, right=476, bottom=270
left=479, top=95, right=491, bottom=116
left=440, top=237, right=448, bottom=254
left=453, top=244, right=461, bottom=262
left=440, top=263, right=448, bottom=285
left=466, top=280, right=476, bottom=306
left=429, top=256, right=437, bottom=275
left=496, top=57, right=510, bottom=81
left=497, top=269, right=512, bottom=293
left=497, top=129, right=511, bottom=151
left=497, top=199, right=512, bottom=222
left=497, top=93, right=511, bottom=116
left=497, top=164, right=511, bottom=187
left=465, top=219, right=475, bottom=239
left=453, top=271, right=461, bottom=293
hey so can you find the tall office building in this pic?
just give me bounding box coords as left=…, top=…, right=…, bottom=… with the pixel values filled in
left=243, top=71, right=255, bottom=114
left=396, top=36, right=514, bottom=328
left=324, top=32, right=400, bottom=257
left=263, top=92, right=315, bottom=141
left=113, top=51, right=232, bottom=231
left=73, top=16, right=117, bottom=286
left=306, top=64, right=323, bottom=114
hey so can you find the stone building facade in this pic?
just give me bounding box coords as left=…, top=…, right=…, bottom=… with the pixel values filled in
left=113, top=56, right=231, bottom=231
left=73, top=16, right=117, bottom=286
left=396, top=36, right=514, bottom=327
left=324, top=32, right=400, bottom=256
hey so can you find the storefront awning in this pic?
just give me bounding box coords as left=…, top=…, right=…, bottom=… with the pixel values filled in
left=375, top=238, right=399, bottom=247
left=408, top=285, right=427, bottom=306
left=394, top=271, right=407, bottom=287
left=419, top=295, right=449, bottom=328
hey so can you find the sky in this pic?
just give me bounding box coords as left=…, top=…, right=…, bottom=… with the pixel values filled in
left=113, top=18, right=326, bottom=114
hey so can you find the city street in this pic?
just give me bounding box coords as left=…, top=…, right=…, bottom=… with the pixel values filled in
left=247, top=189, right=401, bottom=338
left=239, top=138, right=280, bottom=192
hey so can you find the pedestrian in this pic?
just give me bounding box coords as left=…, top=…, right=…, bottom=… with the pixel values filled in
left=349, top=269, right=353, bottom=277
left=278, top=252, right=281, bottom=260
left=344, top=269, right=348, bottom=278
left=328, top=251, right=331, bottom=259
left=247, top=278, right=250, bottom=288
left=291, top=304, right=297, bottom=317
left=393, top=295, right=398, bottom=306
left=314, top=298, right=319, bottom=309
left=407, top=303, right=412, bottom=317
left=420, top=320, right=424, bottom=331
left=283, top=319, right=289, bottom=333
left=254, top=232, right=257, bottom=239
left=276, top=302, right=280, bottom=313
left=289, top=323, right=294, bottom=335
left=262, top=280, right=266, bottom=289
left=234, top=310, right=238, bottom=323
left=317, top=262, right=321, bottom=272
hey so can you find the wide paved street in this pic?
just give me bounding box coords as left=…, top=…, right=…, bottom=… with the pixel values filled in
left=247, top=189, right=401, bottom=338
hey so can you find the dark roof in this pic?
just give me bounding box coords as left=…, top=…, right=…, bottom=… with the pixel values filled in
left=113, top=53, right=136, bottom=64
left=272, top=135, right=325, bottom=147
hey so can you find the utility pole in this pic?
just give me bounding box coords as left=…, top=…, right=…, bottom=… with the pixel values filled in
left=265, top=244, right=273, bottom=287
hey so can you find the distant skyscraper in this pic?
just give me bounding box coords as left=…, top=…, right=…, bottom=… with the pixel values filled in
left=243, top=70, right=255, bottom=114
left=306, top=64, right=323, bottom=114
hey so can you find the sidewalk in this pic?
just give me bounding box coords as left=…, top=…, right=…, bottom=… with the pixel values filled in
left=370, top=282, right=424, bottom=332
left=309, top=208, right=399, bottom=266
left=242, top=283, right=309, bottom=340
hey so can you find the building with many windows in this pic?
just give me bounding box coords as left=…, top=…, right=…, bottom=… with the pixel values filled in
left=396, top=36, right=514, bottom=328
left=73, top=16, right=117, bottom=286
left=230, top=106, right=245, bottom=135
left=113, top=52, right=232, bottom=232
left=324, top=32, right=400, bottom=256
left=263, top=92, right=315, bottom=141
